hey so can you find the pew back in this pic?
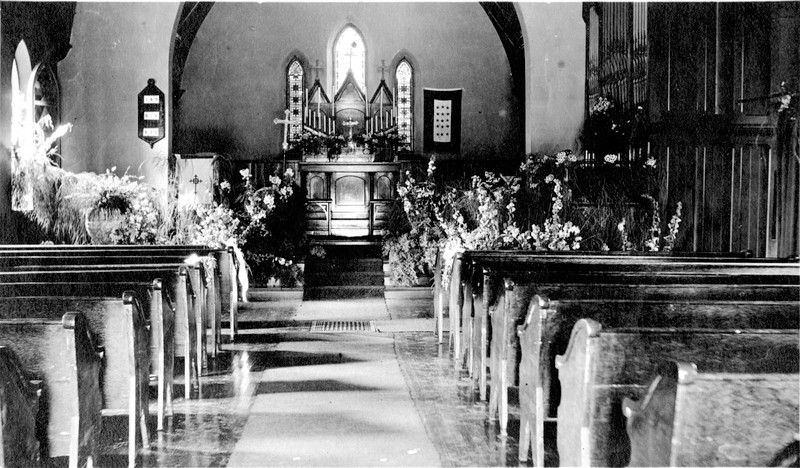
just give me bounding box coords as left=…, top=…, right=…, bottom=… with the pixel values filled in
left=554, top=319, right=800, bottom=467
left=624, top=361, right=800, bottom=467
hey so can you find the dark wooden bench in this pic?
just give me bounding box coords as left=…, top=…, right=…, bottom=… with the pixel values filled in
left=623, top=361, right=800, bottom=467
left=0, top=291, right=159, bottom=465
left=552, top=319, right=799, bottom=467
left=456, top=251, right=799, bottom=462
left=0, top=312, right=102, bottom=468
left=1, top=253, right=224, bottom=357
left=0, top=346, right=41, bottom=467
left=1, top=263, right=208, bottom=362
left=514, top=289, right=799, bottom=466
left=0, top=268, right=201, bottom=403
left=0, top=244, right=239, bottom=342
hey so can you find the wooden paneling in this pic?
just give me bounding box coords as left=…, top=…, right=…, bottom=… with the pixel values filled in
left=730, top=144, right=770, bottom=256
left=639, top=3, right=797, bottom=256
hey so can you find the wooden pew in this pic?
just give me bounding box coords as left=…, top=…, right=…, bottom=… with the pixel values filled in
left=0, top=291, right=160, bottom=466
left=0, top=346, right=41, bottom=467
left=0, top=263, right=207, bottom=377
left=0, top=312, right=102, bottom=468
left=459, top=252, right=799, bottom=430
left=552, top=319, right=799, bottom=467
left=0, top=243, right=238, bottom=344
left=0, top=268, right=200, bottom=403
left=2, top=254, right=222, bottom=358
left=515, top=290, right=800, bottom=465
left=623, top=361, right=800, bottom=467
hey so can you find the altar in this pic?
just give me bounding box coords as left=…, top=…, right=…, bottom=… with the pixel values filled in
left=301, top=160, right=398, bottom=237
left=276, top=69, right=406, bottom=239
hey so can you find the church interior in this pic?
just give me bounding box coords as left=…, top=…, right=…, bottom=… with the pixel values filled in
left=0, top=2, right=799, bottom=467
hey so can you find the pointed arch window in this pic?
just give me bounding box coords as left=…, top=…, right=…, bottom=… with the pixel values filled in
left=334, top=26, right=365, bottom=93
left=286, top=58, right=305, bottom=141
left=395, top=59, right=413, bottom=149
left=11, top=41, right=32, bottom=156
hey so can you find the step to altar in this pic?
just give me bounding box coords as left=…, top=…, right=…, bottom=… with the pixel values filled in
left=303, top=242, right=385, bottom=300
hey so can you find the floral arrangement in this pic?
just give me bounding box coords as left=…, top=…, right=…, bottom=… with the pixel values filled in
left=292, top=131, right=324, bottom=156
left=385, top=158, right=441, bottom=284
left=385, top=149, right=686, bottom=286
left=233, top=167, right=306, bottom=287
left=175, top=203, right=240, bottom=249
left=362, top=130, right=406, bottom=161
left=324, top=134, right=347, bottom=160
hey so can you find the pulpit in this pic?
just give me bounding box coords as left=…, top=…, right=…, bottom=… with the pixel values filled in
left=302, top=161, right=398, bottom=237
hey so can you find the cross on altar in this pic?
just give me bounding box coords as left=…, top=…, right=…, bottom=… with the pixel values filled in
left=342, top=117, right=360, bottom=139
left=189, top=174, right=203, bottom=195
left=377, top=60, right=389, bottom=80
left=273, top=109, right=292, bottom=151
left=311, top=60, right=323, bottom=81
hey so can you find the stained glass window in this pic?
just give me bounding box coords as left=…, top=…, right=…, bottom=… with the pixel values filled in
left=287, top=58, right=304, bottom=141
left=334, top=26, right=366, bottom=93
left=395, top=59, right=413, bottom=150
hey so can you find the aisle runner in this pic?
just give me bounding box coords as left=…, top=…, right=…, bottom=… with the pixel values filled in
left=226, top=299, right=440, bottom=467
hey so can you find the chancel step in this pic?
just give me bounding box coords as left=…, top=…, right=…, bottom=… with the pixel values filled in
left=310, top=320, right=377, bottom=333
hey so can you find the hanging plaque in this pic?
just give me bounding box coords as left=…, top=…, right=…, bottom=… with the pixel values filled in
left=138, top=78, right=165, bottom=148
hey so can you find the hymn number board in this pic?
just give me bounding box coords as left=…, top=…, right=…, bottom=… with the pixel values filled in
left=138, top=78, right=165, bottom=148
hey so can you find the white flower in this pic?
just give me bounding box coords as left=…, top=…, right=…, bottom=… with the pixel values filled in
left=263, top=194, right=275, bottom=211
left=220, top=180, right=231, bottom=191
left=269, top=175, right=281, bottom=185
left=545, top=174, right=555, bottom=184
left=645, top=157, right=656, bottom=167
left=604, top=154, right=619, bottom=164
left=284, top=168, right=294, bottom=178
left=555, top=151, right=567, bottom=164
left=240, top=168, right=251, bottom=178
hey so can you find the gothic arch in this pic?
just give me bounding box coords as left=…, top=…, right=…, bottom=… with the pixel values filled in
left=167, top=2, right=525, bottom=160
left=331, top=23, right=367, bottom=94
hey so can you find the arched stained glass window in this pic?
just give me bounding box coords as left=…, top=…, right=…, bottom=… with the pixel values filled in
left=286, top=58, right=305, bottom=141
left=395, top=59, right=413, bottom=149
left=334, top=26, right=365, bottom=93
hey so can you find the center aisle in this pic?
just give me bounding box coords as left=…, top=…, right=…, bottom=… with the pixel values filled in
left=226, top=298, right=441, bottom=467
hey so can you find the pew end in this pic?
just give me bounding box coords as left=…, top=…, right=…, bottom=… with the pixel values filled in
left=624, top=360, right=800, bottom=467
left=516, top=294, right=554, bottom=465
left=0, top=346, right=42, bottom=467
left=0, top=312, right=102, bottom=468
left=556, top=320, right=800, bottom=467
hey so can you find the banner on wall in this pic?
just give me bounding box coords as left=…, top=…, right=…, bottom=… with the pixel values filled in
left=423, top=88, right=462, bottom=154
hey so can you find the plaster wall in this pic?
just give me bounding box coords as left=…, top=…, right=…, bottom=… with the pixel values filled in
left=516, top=2, right=585, bottom=154
left=59, top=2, right=180, bottom=188
left=178, top=2, right=519, bottom=160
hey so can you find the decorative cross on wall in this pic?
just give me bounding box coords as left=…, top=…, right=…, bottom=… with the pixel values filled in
left=377, top=60, right=389, bottom=80
left=311, top=60, right=324, bottom=81
left=189, top=174, right=203, bottom=195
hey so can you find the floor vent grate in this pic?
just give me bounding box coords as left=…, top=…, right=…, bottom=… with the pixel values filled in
left=310, top=320, right=377, bottom=333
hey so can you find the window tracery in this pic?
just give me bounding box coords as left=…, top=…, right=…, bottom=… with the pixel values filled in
left=395, top=59, right=413, bottom=149
left=286, top=58, right=305, bottom=141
